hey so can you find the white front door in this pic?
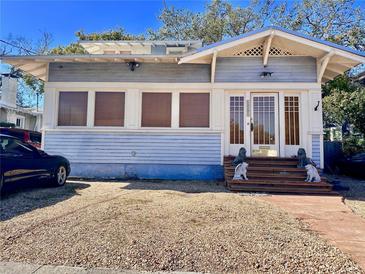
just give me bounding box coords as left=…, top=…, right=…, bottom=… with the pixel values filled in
left=228, top=95, right=246, bottom=155
left=250, top=93, right=279, bottom=157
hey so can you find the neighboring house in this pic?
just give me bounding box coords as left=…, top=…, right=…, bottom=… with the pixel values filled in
left=1, top=26, right=364, bottom=179
left=0, top=74, right=42, bottom=131
left=353, top=71, right=365, bottom=86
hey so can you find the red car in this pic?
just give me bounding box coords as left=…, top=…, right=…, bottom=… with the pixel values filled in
left=0, top=128, right=41, bottom=149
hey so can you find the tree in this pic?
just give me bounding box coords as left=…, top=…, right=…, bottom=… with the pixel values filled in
left=49, top=28, right=145, bottom=55
left=271, top=0, right=365, bottom=50
left=0, top=32, right=52, bottom=108
left=49, top=43, right=86, bottom=55
left=75, top=27, right=145, bottom=41
left=149, top=0, right=275, bottom=44
left=323, top=87, right=365, bottom=135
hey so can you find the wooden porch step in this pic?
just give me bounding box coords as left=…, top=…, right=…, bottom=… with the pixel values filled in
left=224, top=160, right=299, bottom=167
left=226, top=172, right=307, bottom=181
left=228, top=185, right=337, bottom=195
left=223, top=156, right=331, bottom=194
left=228, top=179, right=331, bottom=188
left=224, top=166, right=307, bottom=173
left=224, top=156, right=297, bottom=162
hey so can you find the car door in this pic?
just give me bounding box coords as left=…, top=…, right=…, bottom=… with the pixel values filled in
left=1, top=136, right=48, bottom=182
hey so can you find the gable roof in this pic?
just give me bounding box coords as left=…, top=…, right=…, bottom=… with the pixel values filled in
left=179, top=26, right=365, bottom=83
left=194, top=26, right=365, bottom=57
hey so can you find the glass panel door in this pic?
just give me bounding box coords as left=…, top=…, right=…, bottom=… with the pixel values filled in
left=229, top=96, right=245, bottom=155
left=251, top=93, right=279, bottom=157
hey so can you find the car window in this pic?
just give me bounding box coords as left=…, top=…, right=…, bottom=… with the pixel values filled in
left=1, top=129, right=24, bottom=140
left=29, top=132, right=41, bottom=143
left=0, top=136, right=34, bottom=156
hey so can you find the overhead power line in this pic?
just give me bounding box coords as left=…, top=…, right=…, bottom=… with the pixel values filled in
left=0, top=39, right=37, bottom=55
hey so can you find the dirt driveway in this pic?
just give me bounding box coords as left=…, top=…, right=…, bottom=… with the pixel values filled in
left=0, top=180, right=362, bottom=273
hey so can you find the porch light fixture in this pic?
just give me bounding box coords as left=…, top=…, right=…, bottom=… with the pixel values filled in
left=260, top=71, right=273, bottom=79
left=127, top=61, right=140, bottom=71
left=314, top=100, right=320, bottom=111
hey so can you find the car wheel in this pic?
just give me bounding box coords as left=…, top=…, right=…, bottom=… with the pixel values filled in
left=52, top=165, right=67, bottom=186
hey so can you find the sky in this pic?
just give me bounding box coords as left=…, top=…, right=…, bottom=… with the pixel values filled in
left=1, top=0, right=365, bottom=49
left=0, top=0, right=210, bottom=48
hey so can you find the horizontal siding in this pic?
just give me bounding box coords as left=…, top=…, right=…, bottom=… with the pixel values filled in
left=312, top=134, right=321, bottom=166
left=49, top=62, right=210, bottom=83
left=44, top=132, right=221, bottom=165
left=215, top=56, right=317, bottom=82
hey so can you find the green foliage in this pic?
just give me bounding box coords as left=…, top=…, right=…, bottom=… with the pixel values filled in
left=75, top=28, right=145, bottom=41
left=342, top=135, right=365, bottom=155
left=323, top=87, right=365, bottom=135
left=0, top=121, right=15, bottom=128
left=271, top=0, right=365, bottom=51
left=49, top=43, right=86, bottom=55
left=149, top=0, right=274, bottom=44
left=22, top=74, right=44, bottom=94
left=322, top=74, right=359, bottom=97
left=149, top=0, right=364, bottom=48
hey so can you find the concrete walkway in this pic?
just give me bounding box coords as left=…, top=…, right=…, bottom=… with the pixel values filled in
left=260, top=195, right=365, bottom=270
left=0, top=261, right=197, bottom=274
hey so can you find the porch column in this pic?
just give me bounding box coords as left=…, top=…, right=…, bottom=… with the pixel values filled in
left=308, top=89, right=324, bottom=169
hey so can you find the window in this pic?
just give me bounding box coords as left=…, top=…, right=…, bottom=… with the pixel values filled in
left=94, top=92, right=125, bottom=126
left=141, top=93, right=171, bottom=127
left=58, top=92, right=88, bottom=126
left=230, top=96, right=244, bottom=144
left=285, top=96, right=300, bottom=145
left=180, top=93, right=210, bottom=127
left=0, top=136, right=34, bottom=156
left=15, top=117, right=25, bottom=128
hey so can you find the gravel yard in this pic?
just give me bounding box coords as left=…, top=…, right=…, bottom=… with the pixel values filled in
left=0, top=180, right=362, bottom=273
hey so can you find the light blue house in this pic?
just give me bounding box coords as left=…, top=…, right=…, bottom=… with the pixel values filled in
left=3, top=27, right=365, bottom=180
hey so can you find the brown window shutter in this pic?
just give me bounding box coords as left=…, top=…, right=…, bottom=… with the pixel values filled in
left=180, top=93, right=210, bottom=127
left=58, top=92, right=88, bottom=126
left=141, top=93, right=171, bottom=127
left=94, top=92, right=125, bottom=126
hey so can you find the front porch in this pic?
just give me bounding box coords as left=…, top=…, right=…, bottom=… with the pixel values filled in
left=223, top=156, right=335, bottom=194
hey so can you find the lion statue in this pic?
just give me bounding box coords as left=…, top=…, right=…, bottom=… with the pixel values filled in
left=297, top=148, right=316, bottom=168
left=233, top=147, right=247, bottom=166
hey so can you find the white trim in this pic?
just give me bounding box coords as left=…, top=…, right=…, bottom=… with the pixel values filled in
left=179, top=29, right=365, bottom=64
left=275, top=31, right=365, bottom=63
left=250, top=92, right=279, bottom=157
left=278, top=91, right=285, bottom=157
left=263, top=33, right=274, bottom=66
left=87, top=90, right=95, bottom=127
left=211, top=51, right=217, bottom=83
left=317, top=51, right=335, bottom=83
left=44, top=128, right=222, bottom=134
left=45, top=82, right=322, bottom=90
left=179, top=29, right=272, bottom=63
left=171, top=91, right=179, bottom=128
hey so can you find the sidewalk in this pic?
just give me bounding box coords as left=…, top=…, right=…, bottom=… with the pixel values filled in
left=0, top=261, right=198, bottom=274
left=260, top=195, right=365, bottom=270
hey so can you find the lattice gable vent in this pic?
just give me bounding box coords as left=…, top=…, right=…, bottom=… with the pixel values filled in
left=233, top=44, right=294, bottom=57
